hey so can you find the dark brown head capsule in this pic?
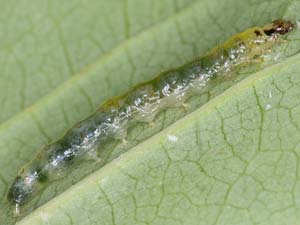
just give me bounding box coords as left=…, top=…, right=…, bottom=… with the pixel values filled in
left=263, top=19, right=294, bottom=36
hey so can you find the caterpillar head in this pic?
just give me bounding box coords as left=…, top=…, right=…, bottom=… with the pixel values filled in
left=263, top=19, right=294, bottom=36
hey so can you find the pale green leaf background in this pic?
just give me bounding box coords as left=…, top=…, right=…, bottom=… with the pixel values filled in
left=1, top=0, right=300, bottom=224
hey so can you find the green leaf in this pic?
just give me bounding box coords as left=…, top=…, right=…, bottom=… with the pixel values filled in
left=17, top=53, right=300, bottom=225
left=1, top=0, right=300, bottom=224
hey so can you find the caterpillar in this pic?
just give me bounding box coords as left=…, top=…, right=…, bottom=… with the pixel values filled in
left=7, top=19, right=295, bottom=217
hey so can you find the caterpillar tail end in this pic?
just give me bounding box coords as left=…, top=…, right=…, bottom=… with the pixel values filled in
left=13, top=203, right=21, bottom=218
left=7, top=175, right=35, bottom=217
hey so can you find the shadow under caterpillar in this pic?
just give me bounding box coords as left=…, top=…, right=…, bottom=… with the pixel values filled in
left=7, top=19, right=296, bottom=217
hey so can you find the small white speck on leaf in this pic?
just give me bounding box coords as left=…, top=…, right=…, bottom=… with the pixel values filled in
left=40, top=211, right=49, bottom=222
left=167, top=134, right=178, bottom=142
left=296, top=20, right=300, bottom=30
left=268, top=91, right=272, bottom=99
left=273, top=54, right=281, bottom=61
left=265, top=103, right=272, bottom=110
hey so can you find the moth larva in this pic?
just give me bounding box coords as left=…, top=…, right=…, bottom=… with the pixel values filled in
left=7, top=19, right=295, bottom=217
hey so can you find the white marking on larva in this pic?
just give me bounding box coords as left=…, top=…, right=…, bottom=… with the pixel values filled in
left=13, top=204, right=20, bottom=218
left=167, top=134, right=178, bottom=142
